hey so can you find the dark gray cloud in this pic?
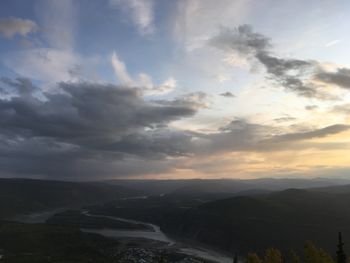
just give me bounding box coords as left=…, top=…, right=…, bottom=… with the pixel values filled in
left=265, top=124, right=350, bottom=143
left=190, top=120, right=350, bottom=154
left=0, top=79, right=198, bottom=178
left=0, top=77, right=37, bottom=96
left=220, top=91, right=235, bottom=97
left=156, top=91, right=209, bottom=109
left=0, top=80, right=196, bottom=142
left=256, top=53, right=338, bottom=100
left=305, top=105, right=318, bottom=111
left=210, top=25, right=270, bottom=57
left=210, top=25, right=343, bottom=100
left=315, top=68, right=350, bottom=89
left=0, top=135, right=177, bottom=179
left=100, top=129, right=194, bottom=157
left=255, top=52, right=324, bottom=99
left=255, top=52, right=312, bottom=75
left=194, top=119, right=273, bottom=154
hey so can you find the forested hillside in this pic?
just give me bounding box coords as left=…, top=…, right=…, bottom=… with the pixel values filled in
left=0, top=179, right=135, bottom=218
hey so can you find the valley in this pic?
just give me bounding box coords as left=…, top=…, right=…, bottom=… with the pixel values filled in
left=1, top=178, right=350, bottom=262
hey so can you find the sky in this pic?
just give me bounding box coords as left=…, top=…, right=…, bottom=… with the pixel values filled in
left=1, top=0, right=350, bottom=180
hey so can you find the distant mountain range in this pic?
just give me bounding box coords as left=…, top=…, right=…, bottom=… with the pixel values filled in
left=107, top=177, right=350, bottom=196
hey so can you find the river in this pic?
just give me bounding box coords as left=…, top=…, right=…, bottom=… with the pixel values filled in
left=15, top=209, right=233, bottom=263
left=81, top=212, right=233, bottom=263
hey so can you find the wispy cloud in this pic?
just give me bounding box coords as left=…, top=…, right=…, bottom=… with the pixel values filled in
left=265, top=124, right=350, bottom=143
left=325, top=39, right=341, bottom=48
left=0, top=17, right=38, bottom=38
left=111, top=52, right=134, bottom=85
left=35, top=0, right=76, bottom=50
left=172, top=0, right=251, bottom=50
left=4, top=48, right=81, bottom=84
left=110, top=0, right=155, bottom=35
left=111, top=51, right=176, bottom=95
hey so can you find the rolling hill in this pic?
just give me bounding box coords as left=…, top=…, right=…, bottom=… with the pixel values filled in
left=88, top=184, right=350, bottom=255
left=0, top=178, right=136, bottom=219
left=164, top=187, right=350, bottom=254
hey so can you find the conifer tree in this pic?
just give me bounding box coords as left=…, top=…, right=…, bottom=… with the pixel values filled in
left=337, top=232, right=347, bottom=263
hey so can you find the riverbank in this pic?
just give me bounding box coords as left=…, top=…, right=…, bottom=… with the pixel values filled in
left=81, top=210, right=233, bottom=263
left=10, top=208, right=234, bottom=263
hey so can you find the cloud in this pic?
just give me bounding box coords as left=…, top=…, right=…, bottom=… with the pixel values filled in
left=220, top=91, right=235, bottom=97
left=0, top=79, right=200, bottom=177
left=4, top=48, right=81, bottom=84
left=156, top=92, right=209, bottom=109
left=0, top=134, right=178, bottom=179
left=331, top=103, right=350, bottom=114
left=255, top=53, right=324, bottom=99
left=265, top=124, right=350, bottom=143
left=273, top=116, right=296, bottom=123
left=0, top=80, right=196, bottom=141
left=0, top=17, right=38, bottom=38
left=325, top=39, right=341, bottom=48
left=172, top=0, right=252, bottom=50
left=147, top=77, right=177, bottom=96
left=305, top=105, right=318, bottom=111
left=103, top=129, right=193, bottom=157
left=2, top=1, right=83, bottom=86
left=210, top=25, right=270, bottom=56
left=0, top=77, right=36, bottom=96
left=35, top=0, right=76, bottom=50
left=210, top=24, right=342, bottom=100
left=109, top=0, right=154, bottom=35
left=315, top=68, right=350, bottom=89
left=193, top=119, right=272, bottom=154
left=111, top=51, right=176, bottom=95
left=0, top=79, right=348, bottom=179
left=190, top=120, right=350, bottom=155
left=111, top=52, right=133, bottom=85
